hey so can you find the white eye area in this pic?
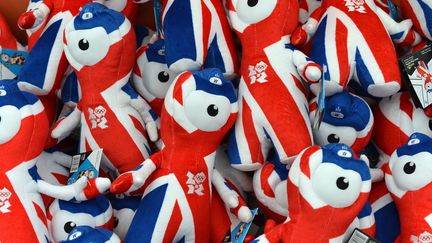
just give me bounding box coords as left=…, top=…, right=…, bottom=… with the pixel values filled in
left=392, top=153, right=432, bottom=191
left=0, top=105, right=21, bottom=144
left=104, top=0, right=127, bottom=11
left=141, top=62, right=176, bottom=98
left=236, top=0, right=277, bottom=24
left=313, top=123, right=357, bottom=147
left=66, top=27, right=110, bottom=66
left=312, top=163, right=362, bottom=208
left=50, top=210, right=95, bottom=242
left=184, top=91, right=231, bottom=132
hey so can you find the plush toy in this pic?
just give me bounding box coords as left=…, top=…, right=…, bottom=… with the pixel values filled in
left=110, top=68, right=251, bottom=242
left=400, top=0, right=432, bottom=42
left=292, top=0, right=420, bottom=98
left=0, top=80, right=109, bottom=242
left=108, top=194, right=141, bottom=240
left=51, top=3, right=158, bottom=175
left=309, top=91, right=374, bottom=154
left=384, top=133, right=432, bottom=243
left=23, top=0, right=48, bottom=50
left=61, top=226, right=121, bottom=243
left=254, top=144, right=372, bottom=242
left=47, top=195, right=114, bottom=242
left=132, top=39, right=178, bottom=116
left=226, top=0, right=322, bottom=171
left=299, top=0, right=322, bottom=24
left=161, top=0, right=238, bottom=75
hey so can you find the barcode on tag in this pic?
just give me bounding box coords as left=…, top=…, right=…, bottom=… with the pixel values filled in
left=348, top=228, right=380, bottom=243
left=69, top=155, right=81, bottom=173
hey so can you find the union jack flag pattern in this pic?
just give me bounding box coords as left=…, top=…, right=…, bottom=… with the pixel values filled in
left=108, top=194, right=141, bottom=240
left=254, top=144, right=372, bottom=242
left=384, top=133, right=432, bottom=243
left=161, top=0, right=238, bottom=75
left=110, top=68, right=251, bottom=242
left=400, top=0, right=432, bottom=41
left=53, top=3, right=159, bottom=175
left=226, top=0, right=322, bottom=171
left=292, top=0, right=421, bottom=98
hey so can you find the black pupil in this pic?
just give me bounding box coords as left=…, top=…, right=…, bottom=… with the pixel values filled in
left=114, top=217, right=119, bottom=228
left=247, top=0, right=258, bottom=7
left=78, top=39, right=89, bottom=51
left=327, top=134, right=340, bottom=143
left=158, top=71, right=169, bottom=83
left=336, top=177, right=349, bottom=190
left=403, top=161, right=416, bottom=174
left=207, top=104, right=218, bottom=117
left=429, top=120, right=432, bottom=130
left=64, top=221, right=76, bottom=233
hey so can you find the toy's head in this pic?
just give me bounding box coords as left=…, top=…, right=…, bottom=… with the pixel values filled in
left=287, top=144, right=371, bottom=231
left=132, top=39, right=178, bottom=115
left=0, top=80, right=48, bottom=166
left=372, top=92, right=432, bottom=166
left=61, top=226, right=120, bottom=243
left=385, top=133, right=432, bottom=203
left=47, top=196, right=114, bottom=242
left=227, top=0, right=299, bottom=44
left=400, top=0, right=432, bottom=41
left=161, top=68, right=238, bottom=151
left=108, top=194, right=140, bottom=240
left=310, top=92, right=374, bottom=154
left=64, top=3, right=136, bottom=90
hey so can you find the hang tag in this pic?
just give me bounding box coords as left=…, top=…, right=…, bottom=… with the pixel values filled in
left=313, top=64, right=327, bottom=130
left=0, top=48, right=28, bottom=79
left=347, top=228, right=380, bottom=243
left=67, top=149, right=103, bottom=185
left=399, top=44, right=432, bottom=109
left=153, top=0, right=163, bottom=37
left=230, top=208, right=259, bottom=243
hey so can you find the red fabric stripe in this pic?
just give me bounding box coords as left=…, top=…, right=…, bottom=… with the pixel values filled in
left=162, top=201, right=183, bottom=243
left=300, top=146, right=321, bottom=179
left=242, top=99, right=264, bottom=164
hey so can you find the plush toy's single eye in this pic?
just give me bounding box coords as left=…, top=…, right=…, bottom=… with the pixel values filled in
left=311, top=163, right=362, bottom=208
left=236, top=0, right=277, bottom=24
left=140, top=62, right=176, bottom=98
left=184, top=91, right=231, bottom=132
left=0, top=105, right=21, bottom=144
left=64, top=221, right=77, bottom=233
left=66, top=27, right=110, bottom=66
left=327, top=134, right=340, bottom=143
left=392, top=154, right=432, bottom=191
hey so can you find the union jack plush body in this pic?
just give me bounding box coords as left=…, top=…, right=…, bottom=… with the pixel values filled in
left=384, top=133, right=432, bottom=243
left=254, top=144, right=372, bottom=242
left=52, top=3, right=158, bottom=175
left=292, top=0, right=420, bottom=98
left=226, top=0, right=322, bottom=171
left=161, top=0, right=238, bottom=75
left=111, top=68, right=251, bottom=242
left=108, top=194, right=141, bottom=240
left=47, top=195, right=114, bottom=242
left=400, top=0, right=432, bottom=41
left=61, top=226, right=121, bottom=243
left=0, top=80, right=109, bottom=243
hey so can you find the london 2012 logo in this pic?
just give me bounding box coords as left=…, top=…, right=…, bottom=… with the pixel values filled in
left=0, top=187, right=12, bottom=213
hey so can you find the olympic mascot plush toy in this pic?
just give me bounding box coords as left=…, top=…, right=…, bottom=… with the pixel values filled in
left=110, top=68, right=251, bottom=242
left=0, top=80, right=110, bottom=243
left=51, top=3, right=158, bottom=175
left=108, top=194, right=141, bottom=240
left=161, top=0, right=238, bottom=75
left=61, top=226, right=121, bottom=243
left=292, top=0, right=420, bottom=98
left=132, top=39, right=178, bottom=116
left=384, top=133, right=432, bottom=243
left=254, top=144, right=372, bottom=242
left=226, top=0, right=322, bottom=171
left=47, top=195, right=114, bottom=242
left=399, top=0, right=432, bottom=43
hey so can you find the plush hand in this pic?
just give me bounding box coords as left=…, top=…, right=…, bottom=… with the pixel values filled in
left=110, top=160, right=157, bottom=195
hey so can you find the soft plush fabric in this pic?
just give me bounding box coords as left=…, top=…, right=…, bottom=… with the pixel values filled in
left=292, top=0, right=420, bottom=98
left=110, top=68, right=250, bottom=242
left=384, top=133, right=432, bottom=243
left=226, top=0, right=321, bottom=171
left=61, top=226, right=121, bottom=243
left=255, top=144, right=372, bottom=242
left=52, top=3, right=158, bottom=175
left=400, top=0, right=432, bottom=41
left=162, top=0, right=238, bottom=75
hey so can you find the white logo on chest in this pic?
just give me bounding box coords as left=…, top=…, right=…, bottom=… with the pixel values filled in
left=186, top=171, right=206, bottom=196
left=249, top=61, right=269, bottom=84
left=345, top=0, right=367, bottom=13
left=88, top=105, right=108, bottom=129
left=0, top=187, right=12, bottom=213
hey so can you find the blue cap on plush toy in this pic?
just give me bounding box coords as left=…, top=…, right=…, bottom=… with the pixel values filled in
left=146, top=39, right=166, bottom=64
left=0, top=80, right=39, bottom=108
left=396, top=133, right=432, bottom=157
left=73, top=3, right=126, bottom=34
left=61, top=226, right=116, bottom=243
left=323, top=91, right=371, bottom=132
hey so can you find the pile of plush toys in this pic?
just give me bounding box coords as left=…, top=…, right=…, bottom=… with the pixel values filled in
left=1, top=0, right=432, bottom=242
